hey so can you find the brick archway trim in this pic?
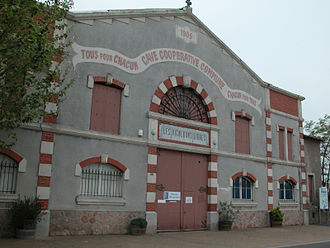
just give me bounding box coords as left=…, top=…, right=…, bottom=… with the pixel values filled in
left=278, top=176, right=297, bottom=185
left=150, top=76, right=218, bottom=125
left=231, top=171, right=257, bottom=183
left=79, top=156, right=127, bottom=172
left=0, top=148, right=26, bottom=172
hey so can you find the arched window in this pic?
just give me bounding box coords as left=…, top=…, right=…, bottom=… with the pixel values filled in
left=159, top=86, right=209, bottom=123
left=233, top=177, right=252, bottom=200
left=279, top=180, right=294, bottom=200
left=0, top=153, right=18, bottom=194
left=80, top=163, right=123, bottom=198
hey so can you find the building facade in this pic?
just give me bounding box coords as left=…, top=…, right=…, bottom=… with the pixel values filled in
left=0, top=6, right=310, bottom=236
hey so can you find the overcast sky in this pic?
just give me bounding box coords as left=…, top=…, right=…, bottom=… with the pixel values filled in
left=71, top=0, right=330, bottom=122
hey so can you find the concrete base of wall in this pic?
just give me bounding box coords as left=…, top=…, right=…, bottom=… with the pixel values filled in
left=0, top=209, right=13, bottom=237
left=303, top=210, right=309, bottom=225
left=233, top=210, right=269, bottom=229
left=36, top=210, right=50, bottom=237
left=146, top=211, right=157, bottom=233
left=207, top=211, right=218, bottom=230
left=49, top=210, right=145, bottom=236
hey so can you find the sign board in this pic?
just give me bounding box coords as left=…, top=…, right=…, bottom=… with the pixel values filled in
left=159, top=123, right=209, bottom=147
left=319, top=187, right=328, bottom=210
left=185, top=197, right=193, bottom=204
left=164, top=191, right=181, bottom=201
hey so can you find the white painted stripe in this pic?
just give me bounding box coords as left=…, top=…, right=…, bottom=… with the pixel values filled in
left=147, top=173, right=156, bottom=184
left=303, top=197, right=307, bottom=204
left=18, top=158, right=27, bottom=173
left=268, top=196, right=273, bottom=204
left=124, top=169, right=130, bottom=180
left=300, top=139, right=304, bottom=145
left=266, top=118, right=271, bottom=126
left=50, top=82, right=60, bottom=93
left=208, top=110, right=217, bottom=118
left=267, top=144, right=272, bottom=152
left=196, top=84, right=203, bottom=94
left=299, top=127, right=304, bottom=133
left=302, top=185, right=306, bottom=192
left=87, top=75, right=94, bottom=88
left=208, top=195, right=218, bottom=204
left=267, top=168, right=273, bottom=177
left=229, top=178, right=233, bottom=187
left=170, top=76, right=177, bottom=87
left=152, top=95, right=161, bottom=105
left=204, top=96, right=211, bottom=105
left=39, top=164, right=52, bottom=177
left=40, top=141, right=54, bottom=155
left=208, top=178, right=218, bottom=187
left=147, top=192, right=156, bottom=203
left=45, top=102, right=58, bottom=114
left=208, top=162, right=218, bottom=171
left=148, top=154, right=157, bottom=165
left=183, top=76, right=191, bottom=87
left=37, top=187, right=50, bottom=200
left=301, top=150, right=305, bottom=157
left=302, top=172, right=306, bottom=180
left=101, top=153, right=108, bottom=163
left=267, top=131, right=272, bottom=139
left=158, top=82, right=168, bottom=94
left=268, top=182, right=273, bottom=190
left=255, top=180, right=259, bottom=188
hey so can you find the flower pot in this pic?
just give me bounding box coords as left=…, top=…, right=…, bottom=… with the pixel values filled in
left=129, top=224, right=146, bottom=235
left=218, top=220, right=233, bottom=231
left=270, top=220, right=282, bottom=227
left=16, top=228, right=36, bottom=239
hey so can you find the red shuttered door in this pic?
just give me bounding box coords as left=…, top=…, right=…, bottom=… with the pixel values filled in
left=235, top=116, right=250, bottom=154
left=90, top=83, right=121, bottom=134
left=156, top=149, right=208, bottom=232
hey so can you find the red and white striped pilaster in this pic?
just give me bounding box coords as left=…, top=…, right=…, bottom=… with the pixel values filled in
left=146, top=146, right=157, bottom=212
left=208, top=155, right=218, bottom=212
left=266, top=111, right=273, bottom=210
left=299, top=121, right=307, bottom=209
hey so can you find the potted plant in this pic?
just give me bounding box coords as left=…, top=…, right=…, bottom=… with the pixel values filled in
left=129, top=217, right=147, bottom=235
left=269, top=207, right=284, bottom=227
left=218, top=201, right=238, bottom=231
left=8, top=196, right=43, bottom=239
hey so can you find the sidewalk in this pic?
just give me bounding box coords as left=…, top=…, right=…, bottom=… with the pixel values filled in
left=1, top=225, right=330, bottom=248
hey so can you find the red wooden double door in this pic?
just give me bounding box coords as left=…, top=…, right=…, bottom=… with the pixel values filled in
left=156, top=149, right=208, bottom=231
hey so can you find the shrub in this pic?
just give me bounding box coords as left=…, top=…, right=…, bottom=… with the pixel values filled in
left=8, top=196, right=43, bottom=229
left=269, top=207, right=284, bottom=221
left=218, top=201, right=238, bottom=222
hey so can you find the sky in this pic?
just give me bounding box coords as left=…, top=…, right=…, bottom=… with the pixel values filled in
left=71, top=0, right=330, bottom=122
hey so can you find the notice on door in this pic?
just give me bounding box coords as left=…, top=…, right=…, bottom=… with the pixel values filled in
left=186, top=197, right=193, bottom=204
left=164, top=191, right=181, bottom=201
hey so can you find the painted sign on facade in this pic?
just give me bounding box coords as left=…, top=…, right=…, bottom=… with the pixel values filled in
left=159, top=123, right=209, bottom=147
left=72, top=43, right=262, bottom=114
left=164, top=191, right=181, bottom=201
left=319, top=187, right=328, bottom=210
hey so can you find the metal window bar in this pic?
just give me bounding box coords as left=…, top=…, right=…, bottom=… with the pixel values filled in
left=0, top=160, right=18, bottom=194
left=80, top=167, right=123, bottom=197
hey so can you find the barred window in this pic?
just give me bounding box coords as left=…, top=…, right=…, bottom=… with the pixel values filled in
left=0, top=153, right=18, bottom=194
left=80, top=163, right=123, bottom=198
left=233, top=177, right=252, bottom=200
left=280, top=180, right=294, bottom=200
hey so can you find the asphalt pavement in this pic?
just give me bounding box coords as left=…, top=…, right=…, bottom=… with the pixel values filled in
left=0, top=225, right=329, bottom=248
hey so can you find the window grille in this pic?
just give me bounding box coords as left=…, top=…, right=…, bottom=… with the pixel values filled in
left=280, top=180, right=293, bottom=200
left=0, top=157, right=18, bottom=194
left=80, top=164, right=123, bottom=198
left=233, top=177, right=252, bottom=200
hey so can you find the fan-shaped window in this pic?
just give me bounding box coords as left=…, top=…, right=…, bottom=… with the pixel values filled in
left=159, top=86, right=209, bottom=123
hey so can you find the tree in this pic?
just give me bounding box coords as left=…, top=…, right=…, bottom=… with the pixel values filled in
left=304, top=114, right=330, bottom=186
left=0, top=0, right=73, bottom=148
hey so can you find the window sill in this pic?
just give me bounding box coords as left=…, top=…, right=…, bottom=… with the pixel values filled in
left=279, top=201, right=298, bottom=208
left=76, top=196, right=126, bottom=206
left=232, top=201, right=257, bottom=208
left=0, top=194, right=18, bottom=203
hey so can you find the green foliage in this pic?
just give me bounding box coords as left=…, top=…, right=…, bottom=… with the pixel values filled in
left=269, top=207, right=284, bottom=221
left=304, top=114, right=330, bottom=186
left=8, top=196, right=43, bottom=229
left=0, top=0, right=73, bottom=148
left=218, top=201, right=238, bottom=222
left=130, top=218, right=148, bottom=228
